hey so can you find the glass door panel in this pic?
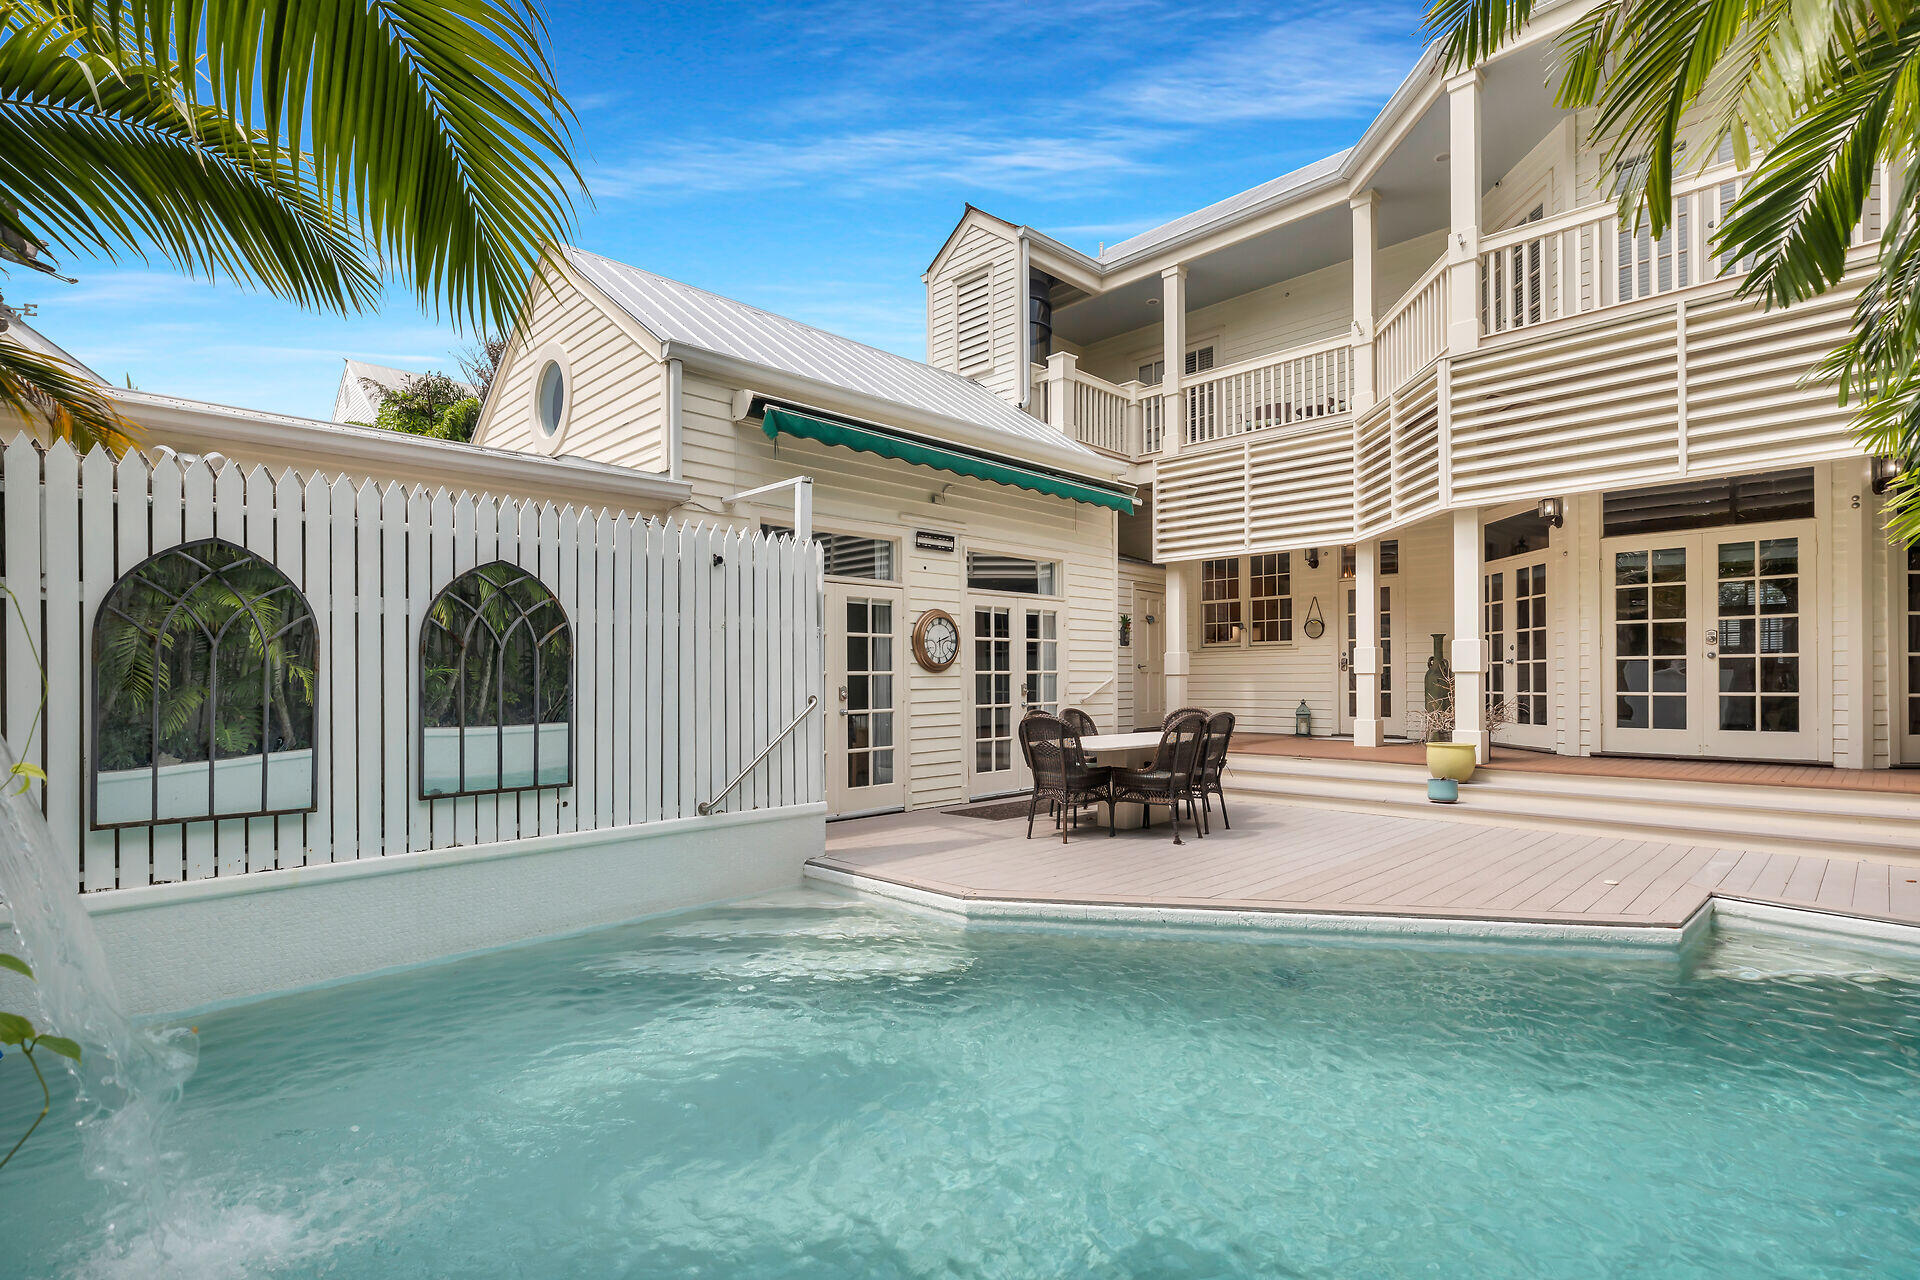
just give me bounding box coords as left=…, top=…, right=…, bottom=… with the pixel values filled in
left=1605, top=542, right=1697, bottom=754
left=1485, top=552, right=1553, bottom=749
left=1024, top=610, right=1059, bottom=715
left=1604, top=522, right=1816, bottom=760
left=1705, top=534, right=1812, bottom=758
left=1905, top=545, right=1920, bottom=760
left=825, top=586, right=904, bottom=817
left=971, top=605, right=1017, bottom=795
left=1343, top=585, right=1394, bottom=734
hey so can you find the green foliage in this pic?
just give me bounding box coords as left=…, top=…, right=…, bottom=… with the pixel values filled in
left=0, top=0, right=583, bottom=448
left=1426, top=0, right=1920, bottom=544
left=0, top=951, right=77, bottom=1173
left=371, top=372, right=481, bottom=443
left=93, top=542, right=317, bottom=777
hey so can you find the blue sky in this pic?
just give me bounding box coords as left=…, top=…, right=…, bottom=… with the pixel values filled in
left=19, top=0, right=1431, bottom=420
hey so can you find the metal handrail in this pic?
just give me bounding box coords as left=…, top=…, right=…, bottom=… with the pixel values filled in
left=696, top=694, right=820, bottom=816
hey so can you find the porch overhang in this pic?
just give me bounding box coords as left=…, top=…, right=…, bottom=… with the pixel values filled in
left=755, top=403, right=1136, bottom=513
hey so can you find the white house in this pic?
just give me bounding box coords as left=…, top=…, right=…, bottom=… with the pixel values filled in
left=473, top=247, right=1134, bottom=817
left=912, top=6, right=1912, bottom=774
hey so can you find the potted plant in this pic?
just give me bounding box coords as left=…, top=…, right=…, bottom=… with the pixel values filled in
left=1406, top=669, right=1513, bottom=797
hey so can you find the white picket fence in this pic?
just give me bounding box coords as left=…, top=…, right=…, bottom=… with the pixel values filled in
left=0, top=437, right=824, bottom=892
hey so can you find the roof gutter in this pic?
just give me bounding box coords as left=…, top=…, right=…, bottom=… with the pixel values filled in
left=110, top=389, right=692, bottom=511
left=663, top=340, right=1124, bottom=481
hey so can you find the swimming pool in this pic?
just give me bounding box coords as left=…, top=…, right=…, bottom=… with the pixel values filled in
left=5, top=890, right=1918, bottom=1278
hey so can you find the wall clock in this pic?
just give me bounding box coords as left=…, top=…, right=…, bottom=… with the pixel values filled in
left=912, top=609, right=960, bottom=672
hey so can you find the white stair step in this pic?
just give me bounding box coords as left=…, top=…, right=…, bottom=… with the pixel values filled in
left=1222, top=754, right=1920, bottom=864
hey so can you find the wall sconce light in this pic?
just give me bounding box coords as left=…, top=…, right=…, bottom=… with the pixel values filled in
left=1536, top=496, right=1565, bottom=528
left=1872, top=455, right=1906, bottom=495
left=1304, top=548, right=1321, bottom=569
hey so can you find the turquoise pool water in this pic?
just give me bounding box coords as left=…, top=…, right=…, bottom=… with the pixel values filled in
left=5, top=891, right=1920, bottom=1278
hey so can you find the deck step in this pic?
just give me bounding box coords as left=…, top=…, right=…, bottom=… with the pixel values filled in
left=1222, top=753, right=1920, bottom=864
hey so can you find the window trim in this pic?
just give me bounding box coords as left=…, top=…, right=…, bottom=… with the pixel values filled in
left=963, top=545, right=1062, bottom=600
left=521, top=341, right=573, bottom=456
left=1199, top=552, right=1299, bottom=649
left=760, top=521, right=900, bottom=584
left=89, top=537, right=320, bottom=830
left=417, top=560, right=575, bottom=800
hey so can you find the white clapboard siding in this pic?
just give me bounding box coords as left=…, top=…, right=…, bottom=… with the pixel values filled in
left=2, top=439, right=823, bottom=891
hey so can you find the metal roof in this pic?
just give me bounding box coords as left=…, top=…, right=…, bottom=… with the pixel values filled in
left=1096, top=150, right=1353, bottom=265
left=562, top=247, right=1108, bottom=468
left=332, top=358, right=472, bottom=425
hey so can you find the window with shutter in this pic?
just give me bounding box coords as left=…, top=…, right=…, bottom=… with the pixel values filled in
left=1136, top=345, right=1213, bottom=386
left=955, top=270, right=993, bottom=375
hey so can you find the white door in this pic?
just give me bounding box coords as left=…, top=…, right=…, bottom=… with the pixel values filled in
left=968, top=602, right=1060, bottom=797
left=826, top=584, right=905, bottom=817
left=1339, top=582, right=1398, bottom=737
left=1602, top=522, right=1817, bottom=761
left=1484, top=550, right=1554, bottom=749
left=1904, top=543, right=1920, bottom=763
left=1135, top=592, right=1165, bottom=730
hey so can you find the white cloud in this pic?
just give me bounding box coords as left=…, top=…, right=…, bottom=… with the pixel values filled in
left=1116, top=5, right=1421, bottom=124
left=596, top=124, right=1160, bottom=199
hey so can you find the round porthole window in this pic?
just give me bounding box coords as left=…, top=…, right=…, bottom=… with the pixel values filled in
left=536, top=360, right=566, bottom=437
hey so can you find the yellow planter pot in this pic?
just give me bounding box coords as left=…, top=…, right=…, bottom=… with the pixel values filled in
left=1425, top=742, right=1478, bottom=783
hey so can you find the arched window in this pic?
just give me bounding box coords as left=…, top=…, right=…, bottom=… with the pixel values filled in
left=91, top=539, right=318, bottom=827
left=420, top=562, right=572, bottom=797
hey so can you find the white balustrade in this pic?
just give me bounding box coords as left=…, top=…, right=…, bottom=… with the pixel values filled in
left=1376, top=257, right=1448, bottom=397
left=1182, top=340, right=1351, bottom=447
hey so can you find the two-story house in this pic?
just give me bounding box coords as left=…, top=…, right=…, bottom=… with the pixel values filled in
left=924, top=4, right=1911, bottom=774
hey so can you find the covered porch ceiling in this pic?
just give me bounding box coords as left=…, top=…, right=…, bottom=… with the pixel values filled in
left=1049, top=42, right=1566, bottom=351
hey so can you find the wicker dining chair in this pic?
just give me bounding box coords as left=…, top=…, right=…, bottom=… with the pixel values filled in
left=1019, top=714, right=1113, bottom=844
left=1163, top=706, right=1209, bottom=731
left=1111, top=711, right=1208, bottom=844
left=1061, top=707, right=1099, bottom=739
left=1195, top=710, right=1236, bottom=833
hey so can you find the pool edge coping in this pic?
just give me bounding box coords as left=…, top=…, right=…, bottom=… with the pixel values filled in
left=805, top=864, right=1920, bottom=957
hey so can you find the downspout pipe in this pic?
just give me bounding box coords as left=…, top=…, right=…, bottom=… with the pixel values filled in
left=666, top=356, right=684, bottom=480
left=1018, top=230, right=1032, bottom=412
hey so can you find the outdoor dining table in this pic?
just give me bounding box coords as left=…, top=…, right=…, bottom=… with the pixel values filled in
left=1079, top=731, right=1165, bottom=830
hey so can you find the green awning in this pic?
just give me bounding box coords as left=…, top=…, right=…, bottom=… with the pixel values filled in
left=758, top=405, right=1134, bottom=513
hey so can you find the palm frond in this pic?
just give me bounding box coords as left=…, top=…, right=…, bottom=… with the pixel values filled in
left=69, top=0, right=586, bottom=333
left=0, top=17, right=381, bottom=310
left=0, top=338, right=138, bottom=454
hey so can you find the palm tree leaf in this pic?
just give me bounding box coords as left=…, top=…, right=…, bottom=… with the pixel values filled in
left=0, top=337, right=138, bottom=454
left=0, top=18, right=381, bottom=311
left=73, top=0, right=585, bottom=333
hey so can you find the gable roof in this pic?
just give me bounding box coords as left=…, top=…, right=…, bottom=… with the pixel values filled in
left=332, top=358, right=473, bottom=425
left=1096, top=150, right=1353, bottom=265
left=561, top=247, right=1114, bottom=476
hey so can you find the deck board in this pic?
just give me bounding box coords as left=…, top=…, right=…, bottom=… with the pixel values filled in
left=814, top=796, right=1920, bottom=934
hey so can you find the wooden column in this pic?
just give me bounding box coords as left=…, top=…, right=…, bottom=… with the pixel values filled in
left=1445, top=70, right=1484, bottom=356
left=1350, top=190, right=1380, bottom=413
left=1451, top=506, right=1488, bottom=759
left=1353, top=539, right=1381, bottom=747
left=1160, top=264, right=1187, bottom=456
left=1164, top=559, right=1193, bottom=709
left=1044, top=350, right=1077, bottom=437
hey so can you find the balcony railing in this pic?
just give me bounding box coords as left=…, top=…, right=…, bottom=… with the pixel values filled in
left=1376, top=255, right=1448, bottom=397
left=1183, top=339, right=1351, bottom=447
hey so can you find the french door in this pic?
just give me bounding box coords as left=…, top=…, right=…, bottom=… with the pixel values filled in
left=969, top=602, right=1059, bottom=797
left=1602, top=522, right=1817, bottom=761
left=1484, top=550, right=1553, bottom=749
left=1340, top=583, right=1397, bottom=737
left=825, top=584, right=905, bottom=817
left=1134, top=592, right=1165, bottom=730
left=1903, top=544, right=1920, bottom=763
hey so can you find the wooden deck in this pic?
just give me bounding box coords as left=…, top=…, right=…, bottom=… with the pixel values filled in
left=1233, top=734, right=1920, bottom=795
left=813, top=796, right=1920, bottom=933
